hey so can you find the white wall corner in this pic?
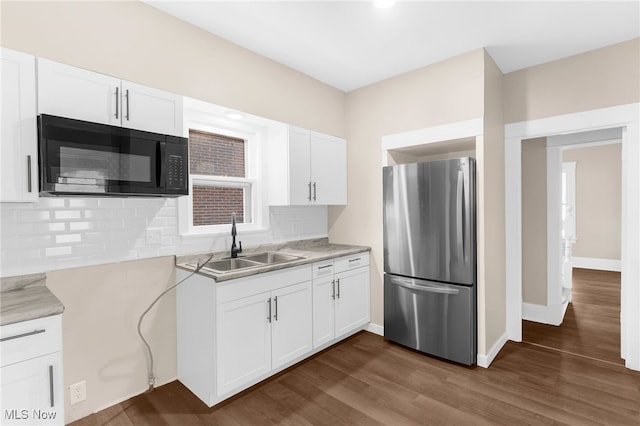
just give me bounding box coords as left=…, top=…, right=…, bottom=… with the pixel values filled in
left=571, top=257, right=622, bottom=272
left=522, top=302, right=565, bottom=326
left=477, top=332, right=508, bottom=368
left=366, top=322, right=384, bottom=336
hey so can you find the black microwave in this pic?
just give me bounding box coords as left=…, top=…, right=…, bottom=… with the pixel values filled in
left=38, top=114, right=188, bottom=197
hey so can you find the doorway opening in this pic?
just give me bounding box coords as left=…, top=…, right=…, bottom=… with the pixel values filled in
left=504, top=103, right=639, bottom=371
left=520, top=132, right=622, bottom=364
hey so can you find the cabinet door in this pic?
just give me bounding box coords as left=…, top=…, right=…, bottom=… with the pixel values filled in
left=312, top=275, right=336, bottom=348
left=310, top=132, right=347, bottom=205
left=0, top=48, right=38, bottom=202
left=335, top=267, right=370, bottom=338
left=37, top=58, right=121, bottom=126
left=216, top=292, right=271, bottom=396
left=287, top=127, right=312, bottom=205
left=1, top=352, right=64, bottom=425
left=120, top=80, right=183, bottom=136
left=271, top=281, right=312, bottom=369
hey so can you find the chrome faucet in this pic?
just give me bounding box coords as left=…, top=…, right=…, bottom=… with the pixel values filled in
left=230, top=212, right=242, bottom=258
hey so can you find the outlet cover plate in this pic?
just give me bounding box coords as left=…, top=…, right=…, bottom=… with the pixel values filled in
left=69, top=381, right=86, bottom=405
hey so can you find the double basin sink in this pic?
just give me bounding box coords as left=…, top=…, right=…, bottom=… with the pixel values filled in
left=188, top=252, right=305, bottom=274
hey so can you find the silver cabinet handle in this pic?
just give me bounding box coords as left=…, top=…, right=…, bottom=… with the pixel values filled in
left=115, top=86, right=119, bottom=119
left=308, top=182, right=312, bottom=201
left=331, top=279, right=336, bottom=300
left=317, top=264, right=333, bottom=270
left=49, top=365, right=54, bottom=408
left=313, top=182, right=317, bottom=201
left=267, top=297, right=272, bottom=323
left=456, top=169, right=464, bottom=261
left=336, top=278, right=340, bottom=299
left=348, top=258, right=361, bottom=263
left=125, top=89, right=130, bottom=121
left=273, top=296, right=278, bottom=321
left=0, top=328, right=45, bottom=342
left=26, top=155, right=32, bottom=193
left=390, top=277, right=460, bottom=295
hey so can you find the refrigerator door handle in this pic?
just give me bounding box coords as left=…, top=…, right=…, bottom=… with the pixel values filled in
left=390, top=277, right=460, bottom=295
left=456, top=169, right=464, bottom=262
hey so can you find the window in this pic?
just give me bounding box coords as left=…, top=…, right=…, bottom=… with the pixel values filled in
left=179, top=97, right=271, bottom=236
left=189, top=130, right=251, bottom=226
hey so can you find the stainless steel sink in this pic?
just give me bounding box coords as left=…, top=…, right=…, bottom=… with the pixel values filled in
left=242, top=252, right=305, bottom=264
left=187, top=252, right=305, bottom=273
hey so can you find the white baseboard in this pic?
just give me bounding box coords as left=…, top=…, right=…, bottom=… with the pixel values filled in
left=571, top=257, right=621, bottom=272
left=477, top=332, right=507, bottom=368
left=522, top=302, right=566, bottom=326
left=366, top=322, right=384, bottom=336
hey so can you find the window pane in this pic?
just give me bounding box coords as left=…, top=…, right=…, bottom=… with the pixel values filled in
left=189, top=129, right=245, bottom=177
left=192, top=185, right=247, bottom=226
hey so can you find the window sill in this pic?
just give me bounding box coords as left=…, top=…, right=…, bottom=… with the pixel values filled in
left=179, top=226, right=269, bottom=241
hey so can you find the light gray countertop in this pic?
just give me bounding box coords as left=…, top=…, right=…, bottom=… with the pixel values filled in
left=176, top=238, right=371, bottom=282
left=0, top=273, right=65, bottom=327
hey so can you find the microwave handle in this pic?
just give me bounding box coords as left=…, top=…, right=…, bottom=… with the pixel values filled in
left=158, top=142, right=165, bottom=188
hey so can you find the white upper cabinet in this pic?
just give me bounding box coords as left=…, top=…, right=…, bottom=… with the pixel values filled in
left=268, top=126, right=347, bottom=205
left=310, top=131, right=347, bottom=205
left=0, top=48, right=38, bottom=203
left=37, top=58, right=183, bottom=136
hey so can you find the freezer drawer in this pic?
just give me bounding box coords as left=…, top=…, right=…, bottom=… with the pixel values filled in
left=384, top=274, right=476, bottom=365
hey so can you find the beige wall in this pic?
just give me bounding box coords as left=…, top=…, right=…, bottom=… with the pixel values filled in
left=504, top=38, right=640, bottom=124
left=479, top=51, right=506, bottom=353
left=521, top=138, right=548, bottom=305
left=46, top=257, right=175, bottom=423
left=0, top=0, right=345, bottom=136
left=563, top=143, right=622, bottom=260
left=328, top=48, right=486, bottom=347
left=1, top=1, right=346, bottom=422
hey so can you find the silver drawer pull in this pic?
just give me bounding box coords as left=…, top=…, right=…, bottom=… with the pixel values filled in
left=317, top=264, right=333, bottom=270
left=49, top=365, right=54, bottom=407
left=27, top=155, right=33, bottom=192
left=0, top=328, right=46, bottom=342
left=348, top=258, right=362, bottom=263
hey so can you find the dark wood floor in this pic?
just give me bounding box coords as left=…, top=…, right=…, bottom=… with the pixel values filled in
left=72, top=330, right=640, bottom=426
left=523, top=268, right=623, bottom=365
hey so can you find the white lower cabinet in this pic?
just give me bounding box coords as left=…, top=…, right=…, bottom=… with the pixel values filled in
left=216, top=292, right=272, bottom=395
left=0, top=315, right=64, bottom=425
left=177, top=252, right=370, bottom=407
left=312, top=253, right=371, bottom=348
left=216, top=281, right=312, bottom=396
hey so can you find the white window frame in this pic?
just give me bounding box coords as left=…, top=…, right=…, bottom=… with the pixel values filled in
left=179, top=99, right=268, bottom=236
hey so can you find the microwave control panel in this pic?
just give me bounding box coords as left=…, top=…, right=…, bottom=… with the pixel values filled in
left=167, top=154, right=186, bottom=189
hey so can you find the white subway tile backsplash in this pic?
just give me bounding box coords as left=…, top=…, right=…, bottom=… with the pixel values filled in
left=54, top=210, right=81, bottom=220
left=55, top=234, right=82, bottom=244
left=69, top=222, right=93, bottom=231
left=45, top=246, right=73, bottom=257
left=17, top=210, right=51, bottom=222
left=0, top=198, right=326, bottom=277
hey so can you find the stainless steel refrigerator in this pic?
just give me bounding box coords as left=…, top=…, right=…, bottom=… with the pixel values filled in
left=383, top=157, right=476, bottom=365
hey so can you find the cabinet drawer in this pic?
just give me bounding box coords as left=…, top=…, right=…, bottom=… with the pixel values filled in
left=312, top=260, right=334, bottom=279
left=0, top=315, right=62, bottom=367
left=334, top=253, right=369, bottom=274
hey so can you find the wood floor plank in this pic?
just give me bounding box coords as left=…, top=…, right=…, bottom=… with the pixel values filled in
left=72, top=278, right=640, bottom=426
left=70, top=335, right=640, bottom=425
left=523, top=268, right=623, bottom=365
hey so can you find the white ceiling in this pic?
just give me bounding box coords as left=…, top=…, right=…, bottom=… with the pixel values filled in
left=146, top=1, right=640, bottom=92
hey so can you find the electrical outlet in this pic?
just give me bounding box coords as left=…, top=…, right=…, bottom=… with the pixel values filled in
left=145, top=229, right=162, bottom=245
left=69, top=381, right=86, bottom=405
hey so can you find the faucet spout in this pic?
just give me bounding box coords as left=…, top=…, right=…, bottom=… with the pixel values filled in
left=230, top=212, right=242, bottom=258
